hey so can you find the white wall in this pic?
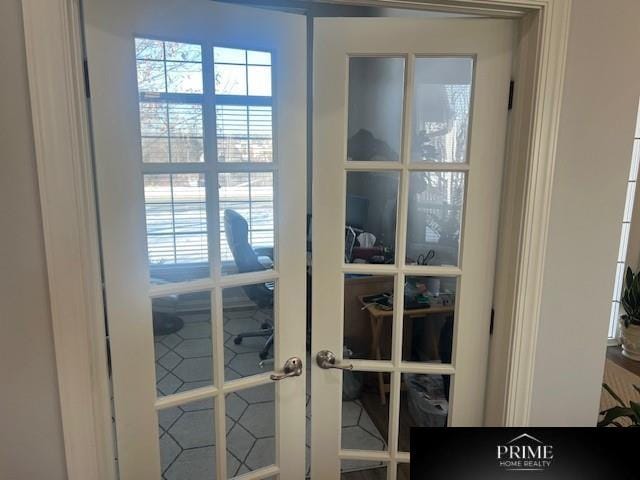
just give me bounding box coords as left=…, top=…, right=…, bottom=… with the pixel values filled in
left=529, top=0, right=640, bottom=425
left=0, top=0, right=68, bottom=478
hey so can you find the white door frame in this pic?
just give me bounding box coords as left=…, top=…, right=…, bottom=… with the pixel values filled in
left=19, top=0, right=571, bottom=478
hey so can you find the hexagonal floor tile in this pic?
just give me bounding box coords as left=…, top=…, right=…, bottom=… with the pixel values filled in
left=245, top=437, right=275, bottom=470
left=238, top=402, right=275, bottom=438
left=226, top=423, right=255, bottom=460
left=236, top=383, right=274, bottom=404
left=226, top=393, right=249, bottom=421
left=164, top=446, right=216, bottom=480
left=341, top=400, right=361, bottom=427
left=178, top=322, right=211, bottom=340
left=223, top=317, right=261, bottom=336
left=157, top=372, right=182, bottom=396
left=174, top=338, right=212, bottom=358
left=158, top=351, right=182, bottom=371
left=158, top=406, right=183, bottom=431
left=159, top=433, right=180, bottom=472
left=227, top=352, right=264, bottom=377
left=172, top=357, right=213, bottom=383
left=341, top=425, right=384, bottom=451
left=169, top=410, right=215, bottom=449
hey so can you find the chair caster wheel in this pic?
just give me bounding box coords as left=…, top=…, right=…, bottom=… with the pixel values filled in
left=261, top=322, right=270, bottom=330
left=259, top=351, right=269, bottom=360
left=233, top=336, right=243, bottom=345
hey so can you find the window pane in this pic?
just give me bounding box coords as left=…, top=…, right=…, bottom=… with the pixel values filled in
left=158, top=398, right=216, bottom=480
left=135, top=38, right=202, bottom=94
left=226, top=384, right=276, bottom=475
left=345, top=171, right=399, bottom=264
left=166, top=61, right=203, bottom=93
left=347, top=57, right=404, bottom=162
left=406, top=172, right=465, bottom=267
left=137, top=60, right=166, bottom=93
left=214, top=46, right=246, bottom=64
left=140, top=102, right=203, bottom=163
left=219, top=172, right=274, bottom=271
left=216, top=106, right=272, bottom=163
left=154, top=292, right=213, bottom=397
left=141, top=137, right=170, bottom=163
left=248, top=65, right=271, bottom=96
left=139, top=102, right=169, bottom=136
left=165, top=41, right=202, bottom=62
left=247, top=50, right=271, bottom=66
left=411, top=57, right=473, bottom=163
left=143, top=174, right=209, bottom=279
left=402, top=276, right=457, bottom=364
left=135, top=38, right=164, bottom=60
left=215, top=64, right=247, bottom=95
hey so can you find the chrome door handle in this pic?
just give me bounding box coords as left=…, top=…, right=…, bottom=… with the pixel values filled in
left=316, top=350, right=353, bottom=370
left=270, top=356, right=303, bottom=381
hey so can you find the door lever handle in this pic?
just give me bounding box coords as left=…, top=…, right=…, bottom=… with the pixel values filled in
left=316, top=350, right=353, bottom=370
left=270, top=356, right=303, bottom=381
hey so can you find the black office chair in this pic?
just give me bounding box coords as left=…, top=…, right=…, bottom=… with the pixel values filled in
left=224, top=209, right=274, bottom=360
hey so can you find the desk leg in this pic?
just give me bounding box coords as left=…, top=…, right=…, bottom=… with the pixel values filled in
left=369, top=314, right=386, bottom=405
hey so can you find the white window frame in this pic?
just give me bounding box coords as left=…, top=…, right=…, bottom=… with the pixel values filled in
left=608, top=104, right=640, bottom=344
left=19, top=0, right=571, bottom=478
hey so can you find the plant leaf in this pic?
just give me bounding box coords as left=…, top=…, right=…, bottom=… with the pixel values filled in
left=598, top=406, right=637, bottom=427
left=603, top=383, right=626, bottom=407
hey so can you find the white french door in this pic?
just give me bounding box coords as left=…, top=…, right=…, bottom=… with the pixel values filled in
left=311, top=18, right=513, bottom=478
left=84, top=0, right=306, bottom=478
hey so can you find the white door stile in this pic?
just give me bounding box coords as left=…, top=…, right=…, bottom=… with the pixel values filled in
left=85, top=0, right=306, bottom=478
left=312, top=17, right=513, bottom=479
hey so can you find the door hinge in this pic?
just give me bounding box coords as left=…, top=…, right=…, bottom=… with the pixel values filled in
left=490, top=307, right=495, bottom=335
left=508, top=80, right=514, bottom=110
left=83, top=59, right=91, bottom=98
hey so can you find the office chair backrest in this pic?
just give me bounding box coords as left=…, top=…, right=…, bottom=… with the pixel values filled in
left=224, top=209, right=273, bottom=307
left=224, top=209, right=265, bottom=274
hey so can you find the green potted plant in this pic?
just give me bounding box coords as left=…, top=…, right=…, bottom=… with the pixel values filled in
left=599, top=383, right=640, bottom=427
left=620, top=266, right=640, bottom=361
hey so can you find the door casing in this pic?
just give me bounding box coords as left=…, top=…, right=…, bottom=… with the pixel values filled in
left=19, top=0, right=572, bottom=478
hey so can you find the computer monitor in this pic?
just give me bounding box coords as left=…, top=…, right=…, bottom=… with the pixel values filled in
left=346, top=194, right=369, bottom=230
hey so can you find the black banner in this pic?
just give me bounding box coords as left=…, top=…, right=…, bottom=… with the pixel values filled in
left=410, top=428, right=637, bottom=479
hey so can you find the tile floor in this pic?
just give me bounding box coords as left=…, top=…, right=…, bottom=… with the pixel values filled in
left=154, top=306, right=385, bottom=479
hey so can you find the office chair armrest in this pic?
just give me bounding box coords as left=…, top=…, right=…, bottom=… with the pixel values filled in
left=257, top=256, right=274, bottom=269
left=254, top=247, right=274, bottom=259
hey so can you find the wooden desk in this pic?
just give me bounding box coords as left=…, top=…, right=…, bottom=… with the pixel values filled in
left=359, top=296, right=454, bottom=404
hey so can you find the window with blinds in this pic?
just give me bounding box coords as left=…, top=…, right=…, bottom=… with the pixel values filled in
left=135, top=39, right=275, bottom=270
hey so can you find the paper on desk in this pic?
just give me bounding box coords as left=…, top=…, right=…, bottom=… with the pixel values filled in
left=357, top=232, right=376, bottom=248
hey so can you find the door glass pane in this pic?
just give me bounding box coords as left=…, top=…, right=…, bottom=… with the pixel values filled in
left=153, top=292, right=213, bottom=396
left=347, top=57, right=404, bottom=162
left=411, top=57, right=473, bottom=163
left=398, top=373, right=450, bottom=451
left=406, top=172, right=464, bottom=267
left=402, top=276, right=457, bottom=364
left=144, top=174, right=210, bottom=283
left=397, top=463, right=410, bottom=480
left=344, top=274, right=394, bottom=361
left=226, top=384, right=276, bottom=476
left=223, top=283, right=275, bottom=381
left=341, top=371, right=389, bottom=451
left=219, top=172, right=274, bottom=275
left=345, top=171, right=399, bottom=264
left=158, top=399, right=215, bottom=480
left=341, top=461, right=387, bottom=479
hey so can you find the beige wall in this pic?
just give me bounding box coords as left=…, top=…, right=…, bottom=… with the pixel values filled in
left=0, top=0, right=68, bottom=478
left=530, top=0, right=640, bottom=425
